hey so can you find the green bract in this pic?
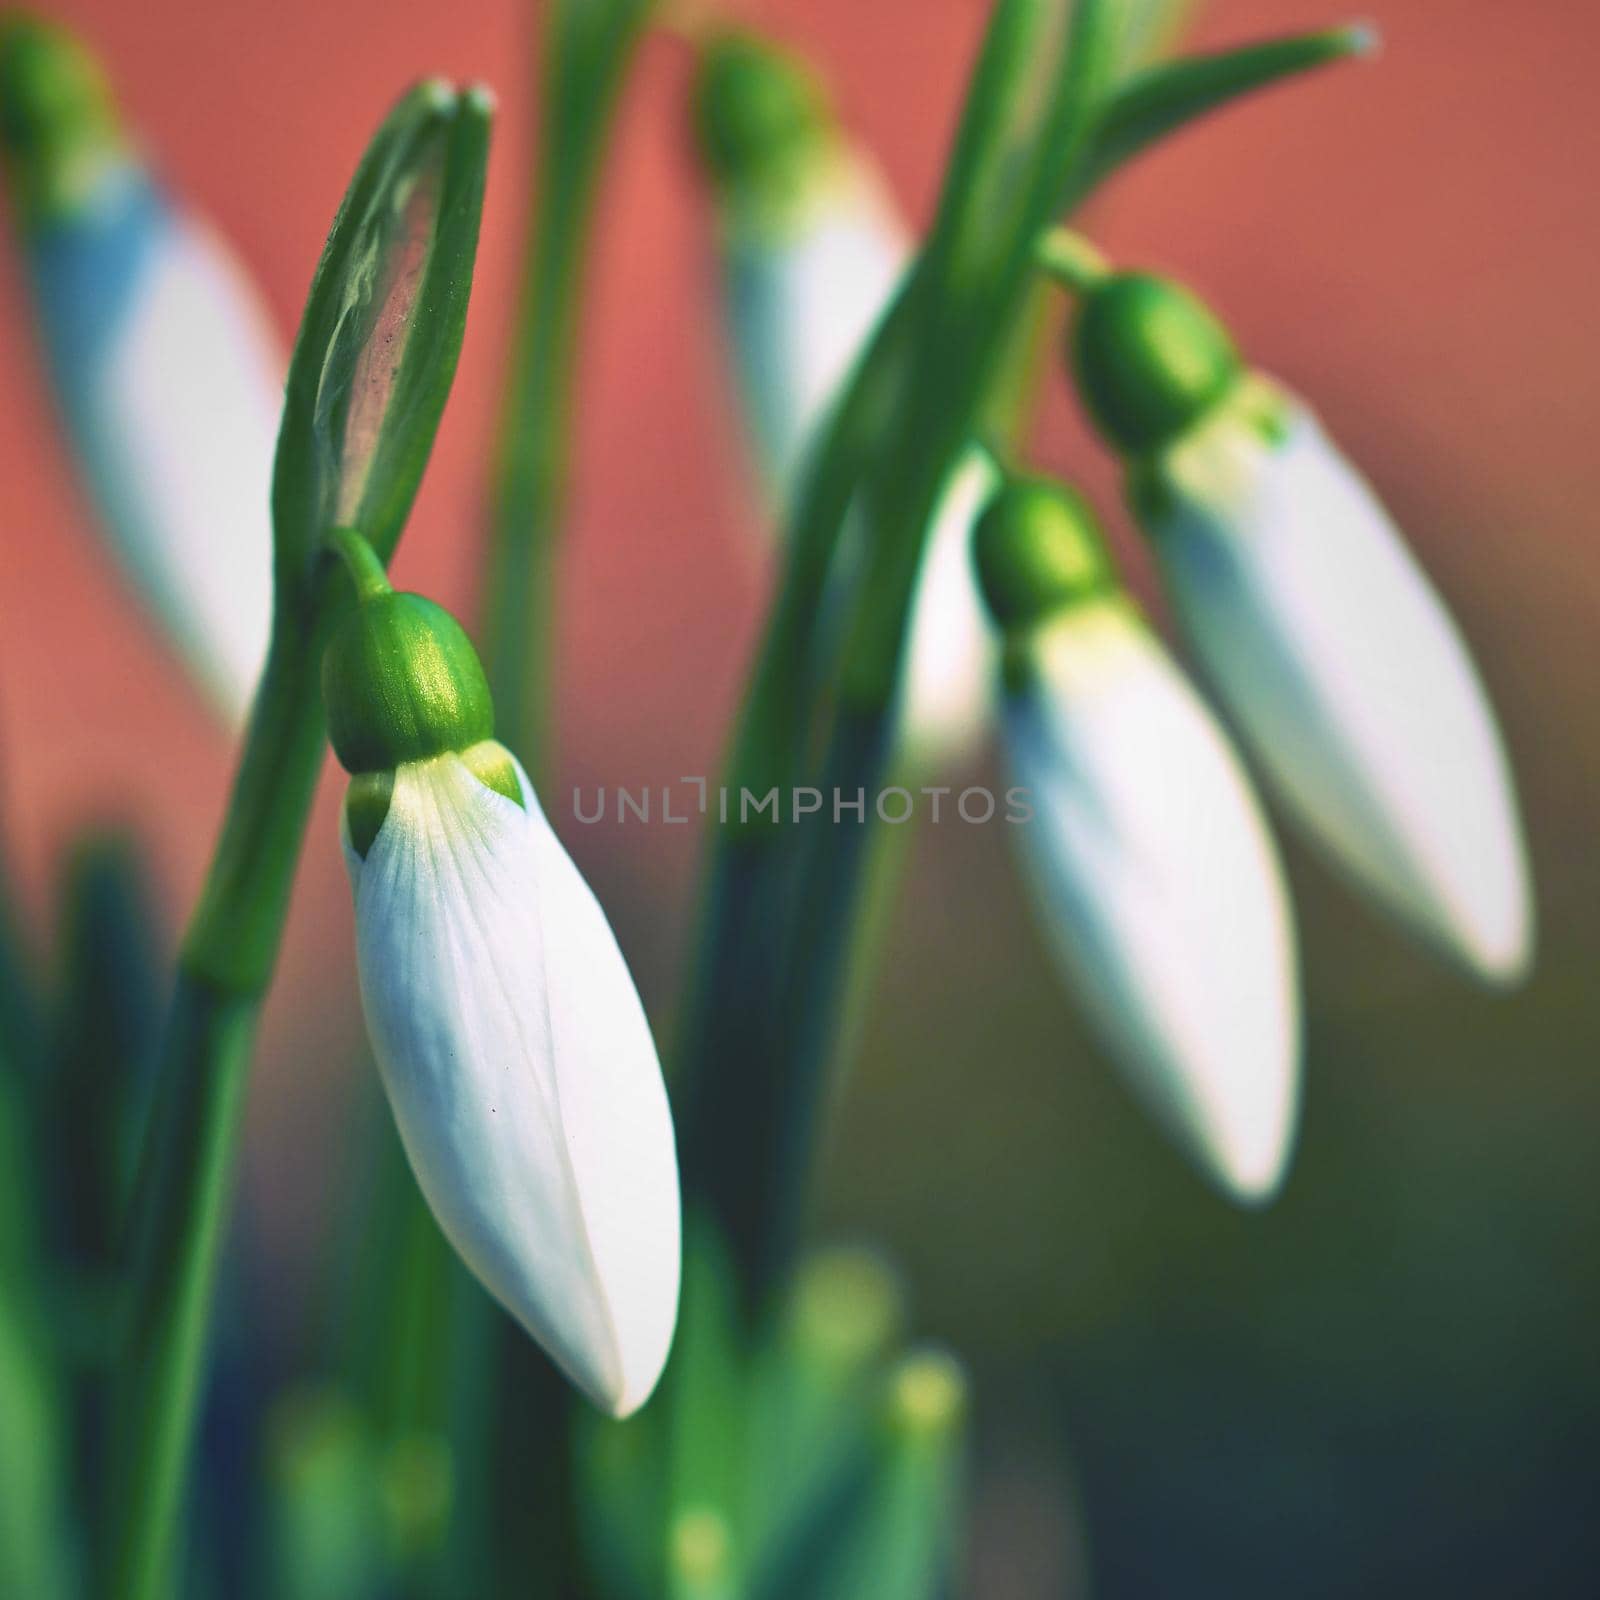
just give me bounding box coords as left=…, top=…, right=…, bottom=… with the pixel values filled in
left=1070, top=272, right=1241, bottom=455
left=973, top=477, right=1117, bottom=629
left=692, top=31, right=831, bottom=195
left=0, top=13, right=124, bottom=224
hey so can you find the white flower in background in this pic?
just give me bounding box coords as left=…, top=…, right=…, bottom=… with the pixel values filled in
left=0, top=17, right=280, bottom=724
left=721, top=153, right=905, bottom=497
left=976, top=480, right=1300, bottom=1202
left=693, top=32, right=995, bottom=766
left=323, top=560, right=681, bottom=1417
left=1069, top=269, right=1533, bottom=985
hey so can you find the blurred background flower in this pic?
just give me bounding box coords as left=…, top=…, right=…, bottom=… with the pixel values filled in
left=1, top=0, right=1597, bottom=1594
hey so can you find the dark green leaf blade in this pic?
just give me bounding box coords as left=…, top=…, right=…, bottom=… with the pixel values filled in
left=756, top=1348, right=969, bottom=1600
left=1085, top=23, right=1376, bottom=189
left=50, top=831, right=168, bottom=1272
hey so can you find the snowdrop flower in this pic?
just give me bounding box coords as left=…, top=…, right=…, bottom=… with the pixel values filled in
left=1066, top=268, right=1533, bottom=985
left=976, top=479, right=1299, bottom=1201
left=0, top=16, right=280, bottom=723
left=322, top=537, right=680, bottom=1416
left=692, top=32, right=994, bottom=765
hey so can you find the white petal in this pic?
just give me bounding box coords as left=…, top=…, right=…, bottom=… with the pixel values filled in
left=720, top=160, right=996, bottom=764
left=346, top=754, right=681, bottom=1416
left=32, top=174, right=280, bottom=724
left=721, top=157, right=910, bottom=500
left=898, top=448, right=1001, bottom=768
left=1148, top=399, right=1532, bottom=984
left=1007, top=602, right=1300, bottom=1201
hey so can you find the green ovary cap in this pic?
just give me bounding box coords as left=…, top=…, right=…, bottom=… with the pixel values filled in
left=1070, top=272, right=1241, bottom=456
left=323, top=592, right=495, bottom=776
left=0, top=13, right=124, bottom=222
left=692, top=31, right=830, bottom=192
left=973, top=477, right=1118, bottom=629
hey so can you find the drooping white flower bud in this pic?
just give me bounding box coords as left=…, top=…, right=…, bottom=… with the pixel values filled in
left=1067, top=269, right=1533, bottom=983
left=692, top=32, right=994, bottom=765
left=977, top=480, right=1300, bottom=1202
left=0, top=17, right=280, bottom=723
left=324, top=558, right=681, bottom=1416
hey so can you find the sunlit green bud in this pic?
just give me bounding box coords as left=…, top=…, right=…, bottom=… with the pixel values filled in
left=1069, top=272, right=1242, bottom=455
left=668, top=1506, right=735, bottom=1596
left=788, top=1245, right=905, bottom=1373
left=378, top=1433, right=452, bottom=1563
left=886, top=1347, right=968, bottom=1440
left=692, top=31, right=831, bottom=197
left=0, top=13, right=126, bottom=224
left=973, top=476, right=1118, bottom=630
left=322, top=591, right=496, bottom=777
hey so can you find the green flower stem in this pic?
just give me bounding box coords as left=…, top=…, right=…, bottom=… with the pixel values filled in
left=676, top=285, right=915, bottom=1306
left=1036, top=226, right=1111, bottom=292
left=107, top=608, right=335, bottom=1600
left=180, top=614, right=337, bottom=995
left=0, top=1278, right=69, bottom=1600
left=108, top=980, right=256, bottom=1600
left=327, top=525, right=394, bottom=603
left=484, top=0, right=657, bottom=786
left=100, top=74, right=490, bottom=1600
left=680, top=0, right=1128, bottom=1318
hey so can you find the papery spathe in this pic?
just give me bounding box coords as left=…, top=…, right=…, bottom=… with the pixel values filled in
left=345, top=748, right=681, bottom=1417
left=1005, top=600, right=1300, bottom=1201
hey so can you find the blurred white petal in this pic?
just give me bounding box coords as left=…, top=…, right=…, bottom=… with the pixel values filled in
left=345, top=751, right=681, bottom=1417
left=722, top=158, right=908, bottom=497
left=898, top=449, right=1001, bottom=767
left=719, top=156, right=995, bottom=761
left=1006, top=601, right=1300, bottom=1201
left=1146, top=397, right=1532, bottom=984
left=30, top=171, right=279, bottom=723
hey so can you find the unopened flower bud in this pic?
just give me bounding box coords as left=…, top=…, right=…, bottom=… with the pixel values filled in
left=325, top=553, right=681, bottom=1417
left=1062, top=260, right=1533, bottom=983
left=692, top=32, right=831, bottom=197
left=972, top=476, right=1117, bottom=630
left=1068, top=271, right=1243, bottom=456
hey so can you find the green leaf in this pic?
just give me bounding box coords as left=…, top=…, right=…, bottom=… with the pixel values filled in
left=271, top=80, right=492, bottom=606
left=744, top=1246, right=906, bottom=1557
left=1084, top=24, right=1376, bottom=188
left=1115, top=0, right=1202, bottom=71
left=575, top=1222, right=747, bottom=1600
left=756, top=1348, right=969, bottom=1600
left=265, top=1389, right=388, bottom=1600
left=49, top=832, right=167, bottom=1272
left=0, top=1286, right=70, bottom=1600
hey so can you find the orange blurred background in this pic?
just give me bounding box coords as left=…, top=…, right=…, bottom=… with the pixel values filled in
left=4, top=2, right=1599, bottom=1593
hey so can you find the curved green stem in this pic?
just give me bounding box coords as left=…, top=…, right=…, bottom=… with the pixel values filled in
left=484, top=0, right=657, bottom=786
left=1036, top=226, right=1111, bottom=292
left=326, top=526, right=394, bottom=603
left=105, top=607, right=335, bottom=1600
left=680, top=0, right=1124, bottom=1316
